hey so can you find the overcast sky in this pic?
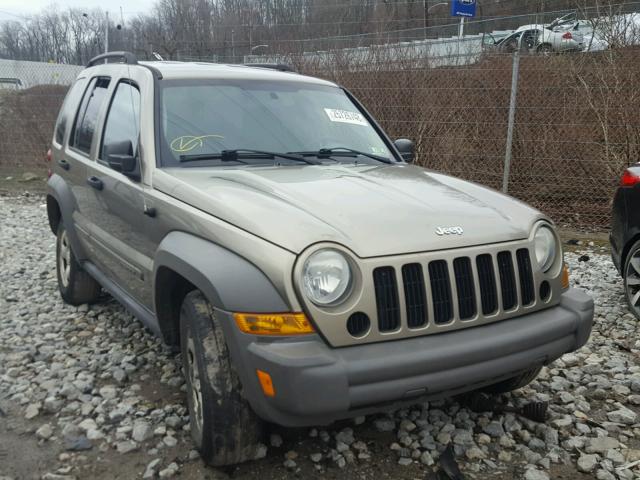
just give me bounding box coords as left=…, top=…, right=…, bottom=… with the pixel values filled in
left=0, top=0, right=156, bottom=21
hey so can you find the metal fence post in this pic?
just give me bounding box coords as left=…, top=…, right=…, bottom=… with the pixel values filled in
left=502, top=49, right=520, bottom=194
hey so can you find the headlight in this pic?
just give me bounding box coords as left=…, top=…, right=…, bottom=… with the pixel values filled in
left=534, top=224, right=557, bottom=272
left=302, top=249, right=352, bottom=306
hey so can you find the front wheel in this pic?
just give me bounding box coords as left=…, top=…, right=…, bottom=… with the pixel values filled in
left=482, top=366, right=542, bottom=394
left=180, top=291, right=264, bottom=466
left=624, top=240, right=640, bottom=320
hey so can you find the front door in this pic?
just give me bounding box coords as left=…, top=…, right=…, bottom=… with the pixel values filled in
left=83, top=79, right=155, bottom=308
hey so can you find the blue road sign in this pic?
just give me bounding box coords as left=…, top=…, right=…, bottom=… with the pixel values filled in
left=451, top=0, right=477, bottom=17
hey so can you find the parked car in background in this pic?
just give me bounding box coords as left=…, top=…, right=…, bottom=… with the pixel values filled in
left=611, top=164, right=640, bottom=320
left=483, top=13, right=584, bottom=54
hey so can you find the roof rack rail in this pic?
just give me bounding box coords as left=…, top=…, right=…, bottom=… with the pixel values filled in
left=87, top=51, right=138, bottom=67
left=244, top=63, right=295, bottom=73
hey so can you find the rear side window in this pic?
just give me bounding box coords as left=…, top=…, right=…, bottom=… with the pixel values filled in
left=54, top=79, right=86, bottom=145
left=70, top=77, right=111, bottom=155
left=100, top=81, right=141, bottom=163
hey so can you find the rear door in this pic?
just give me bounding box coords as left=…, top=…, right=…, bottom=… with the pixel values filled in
left=61, top=76, right=111, bottom=255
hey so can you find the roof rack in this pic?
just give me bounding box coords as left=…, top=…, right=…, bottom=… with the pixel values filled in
left=244, top=63, right=296, bottom=73
left=87, top=51, right=138, bottom=67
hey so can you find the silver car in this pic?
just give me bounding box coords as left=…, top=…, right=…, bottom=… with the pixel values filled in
left=46, top=52, right=594, bottom=466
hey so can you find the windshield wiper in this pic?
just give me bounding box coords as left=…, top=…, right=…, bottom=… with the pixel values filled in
left=180, top=149, right=320, bottom=165
left=291, top=147, right=393, bottom=164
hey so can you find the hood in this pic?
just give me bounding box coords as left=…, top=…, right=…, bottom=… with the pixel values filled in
left=153, top=164, right=545, bottom=258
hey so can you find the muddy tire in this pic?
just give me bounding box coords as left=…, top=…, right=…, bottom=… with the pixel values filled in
left=180, top=290, right=264, bottom=466
left=56, top=223, right=101, bottom=305
left=482, top=366, right=542, bottom=394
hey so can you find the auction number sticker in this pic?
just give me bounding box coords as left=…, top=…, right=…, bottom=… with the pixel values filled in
left=324, top=108, right=369, bottom=126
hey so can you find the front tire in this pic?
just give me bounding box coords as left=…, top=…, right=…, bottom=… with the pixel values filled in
left=624, top=240, right=640, bottom=320
left=56, top=223, right=101, bottom=305
left=482, top=366, right=542, bottom=394
left=180, top=291, right=264, bottom=466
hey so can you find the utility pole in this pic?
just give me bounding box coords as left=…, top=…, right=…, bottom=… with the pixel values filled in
left=105, top=11, right=109, bottom=54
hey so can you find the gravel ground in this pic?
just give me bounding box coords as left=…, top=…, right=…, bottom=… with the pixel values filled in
left=1, top=193, right=640, bottom=480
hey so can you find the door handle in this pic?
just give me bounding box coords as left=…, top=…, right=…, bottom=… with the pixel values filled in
left=57, top=159, right=70, bottom=170
left=86, top=176, right=103, bottom=191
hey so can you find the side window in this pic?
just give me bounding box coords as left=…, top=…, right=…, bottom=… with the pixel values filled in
left=100, top=81, right=141, bottom=164
left=54, top=79, right=86, bottom=145
left=70, top=77, right=111, bottom=155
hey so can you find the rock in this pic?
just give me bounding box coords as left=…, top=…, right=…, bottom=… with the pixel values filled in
left=143, top=459, right=161, bottom=479
left=116, top=441, right=138, bottom=454
left=24, top=403, right=39, bottom=419
left=586, top=436, right=619, bottom=453
left=607, top=407, right=637, bottom=425
left=577, top=454, right=598, bottom=473
left=158, top=462, right=179, bottom=478
left=132, top=421, right=152, bottom=442
left=398, top=457, right=413, bottom=466
left=524, top=468, right=550, bottom=480
left=483, top=421, right=505, bottom=437
left=65, top=435, right=92, bottom=451
left=374, top=418, right=395, bottom=432
left=283, top=459, right=297, bottom=470
left=310, top=453, right=322, bottom=463
left=163, top=436, right=178, bottom=447
left=465, top=447, right=486, bottom=460
left=36, top=424, right=54, bottom=440
left=270, top=433, right=283, bottom=448
left=420, top=451, right=434, bottom=466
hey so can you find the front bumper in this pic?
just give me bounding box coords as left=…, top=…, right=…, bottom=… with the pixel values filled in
left=222, top=288, right=593, bottom=427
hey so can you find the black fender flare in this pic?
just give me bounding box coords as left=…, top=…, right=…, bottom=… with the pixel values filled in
left=153, top=231, right=290, bottom=314
left=46, top=173, right=88, bottom=261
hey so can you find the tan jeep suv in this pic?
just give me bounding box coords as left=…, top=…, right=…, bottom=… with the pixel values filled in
left=46, top=51, right=594, bottom=466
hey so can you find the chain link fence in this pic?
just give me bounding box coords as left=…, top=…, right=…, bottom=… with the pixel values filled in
left=1, top=47, right=638, bottom=230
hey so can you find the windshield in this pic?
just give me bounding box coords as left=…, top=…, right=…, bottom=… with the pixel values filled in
left=158, top=79, right=395, bottom=167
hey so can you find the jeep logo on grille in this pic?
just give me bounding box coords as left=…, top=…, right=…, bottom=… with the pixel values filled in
left=435, top=226, right=464, bottom=236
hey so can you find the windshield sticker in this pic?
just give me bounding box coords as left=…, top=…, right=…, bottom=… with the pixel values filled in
left=324, top=108, right=369, bottom=126
left=170, top=135, right=225, bottom=153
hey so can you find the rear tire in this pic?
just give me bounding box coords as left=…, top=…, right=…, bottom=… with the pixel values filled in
left=623, top=240, right=640, bottom=320
left=482, top=366, right=542, bottom=394
left=56, top=223, right=101, bottom=305
left=180, top=291, right=264, bottom=466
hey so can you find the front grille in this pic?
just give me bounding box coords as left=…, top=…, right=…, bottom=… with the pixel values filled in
left=373, top=267, right=400, bottom=332
left=372, top=248, right=537, bottom=334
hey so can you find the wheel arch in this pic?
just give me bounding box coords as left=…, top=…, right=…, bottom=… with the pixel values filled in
left=153, top=231, right=290, bottom=346
left=622, top=231, right=640, bottom=277
left=47, top=173, right=88, bottom=260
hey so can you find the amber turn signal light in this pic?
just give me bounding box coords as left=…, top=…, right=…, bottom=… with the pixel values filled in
left=561, top=263, right=570, bottom=290
left=256, top=369, right=275, bottom=397
left=234, top=312, right=314, bottom=335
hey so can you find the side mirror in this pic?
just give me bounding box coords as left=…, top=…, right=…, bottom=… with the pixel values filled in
left=394, top=138, right=415, bottom=163
left=104, top=140, right=140, bottom=180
